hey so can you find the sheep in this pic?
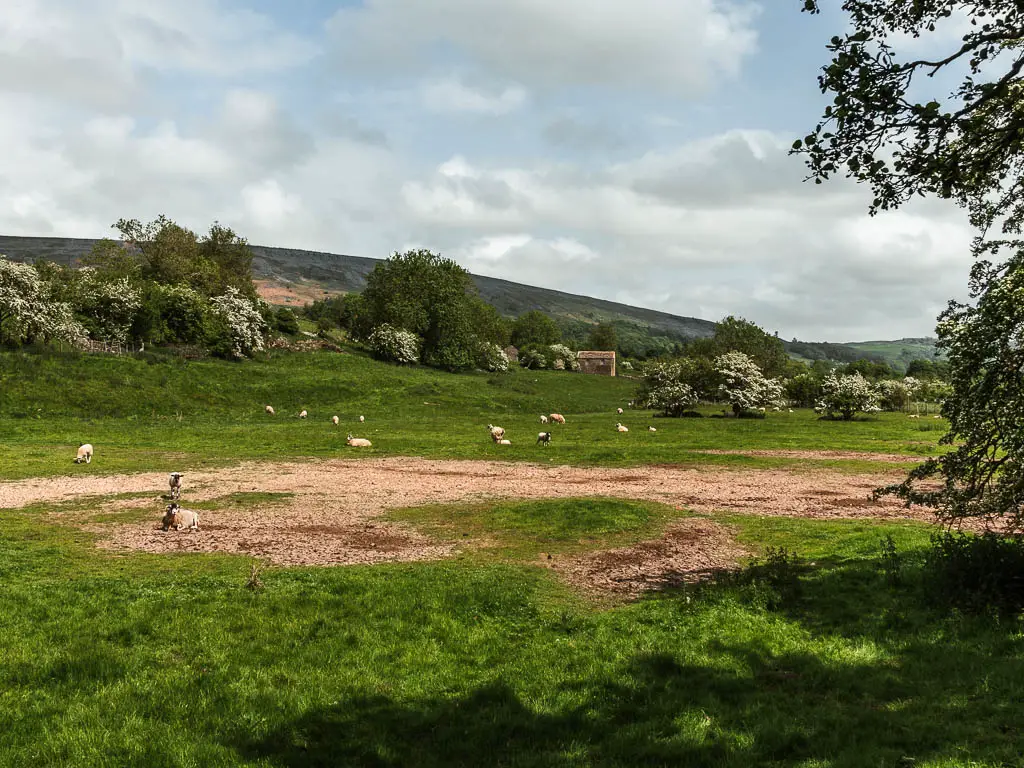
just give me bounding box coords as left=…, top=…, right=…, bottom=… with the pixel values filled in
left=908, top=414, right=920, bottom=419
left=933, top=415, right=942, bottom=419
left=648, top=426, right=657, bottom=432
left=161, top=502, right=199, bottom=532
left=616, top=407, right=623, bottom=415
left=332, top=415, right=340, bottom=426
left=788, top=409, right=794, bottom=413
left=74, top=443, right=93, bottom=464
left=487, top=424, right=505, bottom=441
left=346, top=434, right=372, bottom=447
left=549, top=413, right=566, bottom=425
left=615, top=423, right=629, bottom=432
left=359, top=415, right=365, bottom=423
left=539, top=415, right=549, bottom=424
left=168, top=472, right=184, bottom=500
left=299, top=409, right=308, bottom=419
left=265, top=405, right=275, bottom=416
left=537, top=432, right=552, bottom=446
left=497, top=439, right=512, bottom=445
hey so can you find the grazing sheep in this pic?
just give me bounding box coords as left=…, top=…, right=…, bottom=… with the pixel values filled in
left=539, top=415, right=549, bottom=424
left=346, top=434, right=372, bottom=447
left=933, top=415, right=942, bottom=419
left=615, top=423, right=629, bottom=432
left=74, top=443, right=93, bottom=464
left=299, top=409, right=308, bottom=419
left=332, top=415, right=339, bottom=426
left=537, top=432, right=552, bottom=446
left=359, top=415, right=365, bottom=423
left=168, top=472, right=184, bottom=499
left=549, top=413, right=566, bottom=425
left=265, top=405, right=275, bottom=416
left=487, top=424, right=506, bottom=441
left=908, top=414, right=920, bottom=419
left=617, top=407, right=623, bottom=415
left=788, top=409, right=793, bottom=413
left=161, top=502, right=199, bottom=532
left=648, top=426, right=657, bottom=432
left=497, top=439, right=512, bottom=445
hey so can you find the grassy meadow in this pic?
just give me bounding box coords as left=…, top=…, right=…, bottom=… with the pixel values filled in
left=2, top=347, right=1021, bottom=767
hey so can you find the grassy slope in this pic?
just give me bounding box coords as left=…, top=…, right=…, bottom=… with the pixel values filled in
left=0, top=347, right=949, bottom=480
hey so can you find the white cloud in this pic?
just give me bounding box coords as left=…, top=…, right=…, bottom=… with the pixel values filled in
left=327, top=0, right=760, bottom=97
left=421, top=77, right=528, bottom=115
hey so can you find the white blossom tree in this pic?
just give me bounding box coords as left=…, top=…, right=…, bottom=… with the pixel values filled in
left=0, top=255, right=86, bottom=347
left=875, top=376, right=922, bottom=412
left=209, top=286, right=268, bottom=358
left=368, top=323, right=420, bottom=364
left=74, top=268, right=142, bottom=344
left=815, top=372, right=881, bottom=421
left=477, top=341, right=509, bottom=372
left=636, top=361, right=699, bottom=417
left=714, top=351, right=786, bottom=416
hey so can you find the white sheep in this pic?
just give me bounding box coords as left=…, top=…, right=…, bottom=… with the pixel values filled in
left=332, top=415, right=339, bottom=426
left=648, top=426, right=657, bottom=432
left=497, top=438, right=512, bottom=445
left=488, top=424, right=505, bottom=441
left=549, top=413, right=566, bottom=425
left=616, top=407, right=623, bottom=415
left=539, top=415, right=549, bottom=424
left=616, top=423, right=629, bottom=432
left=933, top=415, right=942, bottom=419
left=346, top=434, right=372, bottom=447
left=74, top=443, right=93, bottom=464
left=161, top=502, right=199, bottom=532
left=359, top=415, right=365, bottom=423
left=908, top=414, right=920, bottom=419
left=168, top=472, right=184, bottom=499
left=299, top=409, right=308, bottom=419
left=265, top=405, right=275, bottom=416
left=537, top=432, right=552, bottom=446
left=788, top=409, right=794, bottom=413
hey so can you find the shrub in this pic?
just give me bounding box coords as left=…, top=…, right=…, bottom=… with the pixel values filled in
left=367, top=323, right=420, bottom=364
left=73, top=270, right=142, bottom=344
left=815, top=372, right=881, bottom=420
left=208, top=287, right=268, bottom=359
left=922, top=532, right=1024, bottom=615
left=274, top=307, right=300, bottom=335
left=876, top=376, right=922, bottom=412
left=548, top=344, right=578, bottom=371
left=0, top=255, right=86, bottom=347
left=714, top=351, right=786, bottom=416
left=519, top=347, right=547, bottom=369
left=477, top=342, right=509, bottom=372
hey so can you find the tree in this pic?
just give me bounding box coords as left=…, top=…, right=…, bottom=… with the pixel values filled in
left=711, top=315, right=789, bottom=377
left=815, top=372, right=882, bottom=421
left=367, top=323, right=420, bottom=364
left=274, top=307, right=300, bottom=335
left=207, top=287, right=268, bottom=359
left=587, top=322, right=618, bottom=352
left=511, top=310, right=561, bottom=348
left=785, top=371, right=822, bottom=408
left=0, top=256, right=85, bottom=347
left=714, top=351, right=786, bottom=415
left=635, top=362, right=699, bottom=417
left=796, top=1, right=1024, bottom=527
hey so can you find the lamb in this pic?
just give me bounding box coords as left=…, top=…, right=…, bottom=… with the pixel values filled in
left=359, top=415, right=365, bottom=423
left=648, top=426, right=657, bottom=432
left=332, top=415, right=339, bottom=426
left=537, top=431, right=552, bottom=446
left=539, top=415, right=549, bottom=424
left=299, top=409, right=308, bottom=419
left=549, top=413, right=566, bottom=425
left=265, top=405, right=275, bottom=415
left=346, top=434, right=372, bottom=447
left=168, top=472, right=184, bottom=500
left=487, top=424, right=506, bottom=441
left=74, top=443, right=93, bottom=464
left=615, top=423, right=629, bottom=432
left=616, top=407, right=623, bottom=415
left=161, top=502, right=199, bottom=532
left=497, top=439, right=512, bottom=445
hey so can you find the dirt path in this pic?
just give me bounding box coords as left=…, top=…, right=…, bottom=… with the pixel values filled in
left=2, top=456, right=928, bottom=567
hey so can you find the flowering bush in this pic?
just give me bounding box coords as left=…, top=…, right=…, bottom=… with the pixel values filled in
left=815, top=372, right=881, bottom=420
left=74, top=269, right=142, bottom=344
left=714, top=351, right=786, bottom=415
left=368, top=323, right=420, bottom=364
left=875, top=376, right=922, bottom=412
left=548, top=344, right=578, bottom=371
left=519, top=347, right=547, bottom=369
left=477, top=341, right=509, bottom=372
left=0, top=255, right=86, bottom=346
left=635, top=361, right=698, bottom=416
left=208, top=287, right=268, bottom=358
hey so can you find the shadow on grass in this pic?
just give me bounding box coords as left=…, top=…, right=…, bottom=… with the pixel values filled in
left=233, top=559, right=1024, bottom=768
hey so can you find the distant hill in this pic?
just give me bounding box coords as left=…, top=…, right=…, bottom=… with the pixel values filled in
left=0, top=234, right=941, bottom=367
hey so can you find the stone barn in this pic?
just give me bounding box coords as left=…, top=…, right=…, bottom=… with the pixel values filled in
left=577, top=350, right=616, bottom=376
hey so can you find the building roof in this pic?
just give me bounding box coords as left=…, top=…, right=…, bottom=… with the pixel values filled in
left=576, top=350, right=616, bottom=359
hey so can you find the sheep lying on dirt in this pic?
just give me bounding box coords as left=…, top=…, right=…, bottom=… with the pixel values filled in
left=265, top=405, right=275, bottom=415
left=168, top=472, right=184, bottom=499
left=347, top=434, right=372, bottom=447
left=549, top=413, right=566, bottom=425
left=537, top=432, right=552, bottom=446
left=161, top=502, right=199, bottom=531
left=616, top=423, right=629, bottom=432
left=74, top=443, right=93, bottom=464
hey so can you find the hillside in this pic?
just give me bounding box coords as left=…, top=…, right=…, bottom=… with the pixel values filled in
left=1, top=234, right=940, bottom=366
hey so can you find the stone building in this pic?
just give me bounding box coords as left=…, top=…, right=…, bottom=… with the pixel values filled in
left=576, top=350, right=616, bottom=376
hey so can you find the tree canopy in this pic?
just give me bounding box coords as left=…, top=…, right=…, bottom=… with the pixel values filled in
left=510, top=310, right=561, bottom=348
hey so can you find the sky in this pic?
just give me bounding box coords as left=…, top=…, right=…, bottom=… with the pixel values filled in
left=0, top=0, right=979, bottom=342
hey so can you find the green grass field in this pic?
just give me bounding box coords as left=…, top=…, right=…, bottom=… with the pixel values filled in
left=2, top=347, right=1019, bottom=767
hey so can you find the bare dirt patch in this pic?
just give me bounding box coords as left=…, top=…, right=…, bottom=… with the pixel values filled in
left=548, top=518, right=748, bottom=598
left=692, top=449, right=930, bottom=463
